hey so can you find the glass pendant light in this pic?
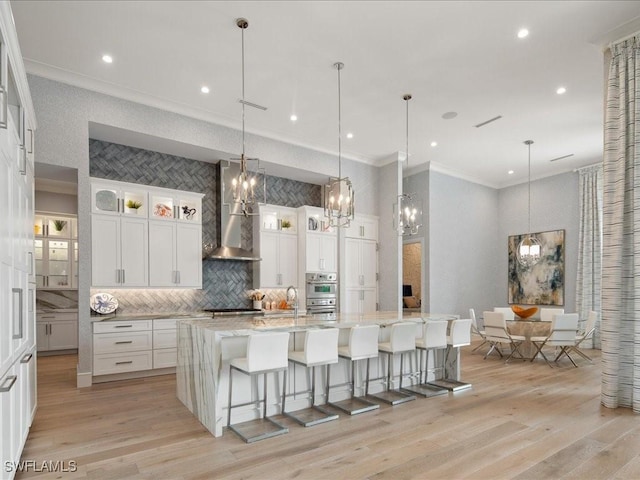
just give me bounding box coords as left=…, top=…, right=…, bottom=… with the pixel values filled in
left=397, top=94, right=422, bottom=236
left=230, top=17, right=266, bottom=217
left=517, top=140, right=541, bottom=267
left=324, top=62, right=355, bottom=228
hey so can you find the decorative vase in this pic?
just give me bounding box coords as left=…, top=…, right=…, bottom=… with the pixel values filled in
left=253, top=300, right=262, bottom=310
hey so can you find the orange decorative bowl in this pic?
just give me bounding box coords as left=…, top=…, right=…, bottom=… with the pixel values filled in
left=512, top=305, right=538, bottom=319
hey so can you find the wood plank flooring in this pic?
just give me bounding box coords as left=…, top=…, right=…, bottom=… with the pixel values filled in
left=16, top=344, right=640, bottom=480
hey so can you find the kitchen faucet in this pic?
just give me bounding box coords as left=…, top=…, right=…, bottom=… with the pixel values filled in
left=286, top=285, right=299, bottom=320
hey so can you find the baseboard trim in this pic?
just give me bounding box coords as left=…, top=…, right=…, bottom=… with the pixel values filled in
left=92, top=367, right=176, bottom=384
left=77, top=370, right=92, bottom=388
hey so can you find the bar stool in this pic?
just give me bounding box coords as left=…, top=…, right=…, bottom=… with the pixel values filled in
left=283, top=327, right=340, bottom=427
left=403, top=319, right=449, bottom=398
left=370, top=321, right=417, bottom=405
left=428, top=318, right=473, bottom=392
left=226, top=331, right=290, bottom=443
left=328, top=324, right=380, bottom=415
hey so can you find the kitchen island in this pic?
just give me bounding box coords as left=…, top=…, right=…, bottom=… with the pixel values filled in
left=177, top=312, right=460, bottom=437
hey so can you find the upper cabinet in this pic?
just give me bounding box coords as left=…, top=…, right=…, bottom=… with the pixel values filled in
left=91, top=180, right=148, bottom=217
left=90, top=178, right=203, bottom=289
left=254, top=204, right=298, bottom=288
left=297, top=206, right=337, bottom=274
left=34, top=213, right=77, bottom=238
left=344, top=214, right=378, bottom=241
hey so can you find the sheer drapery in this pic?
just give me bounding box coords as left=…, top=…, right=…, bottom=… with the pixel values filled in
left=576, top=164, right=602, bottom=349
left=601, top=34, right=640, bottom=412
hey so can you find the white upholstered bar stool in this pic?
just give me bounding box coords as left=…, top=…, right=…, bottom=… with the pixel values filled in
left=428, top=318, right=473, bottom=392
left=327, top=324, right=380, bottom=415
left=403, top=319, right=449, bottom=397
left=369, top=321, right=417, bottom=405
left=283, top=328, right=340, bottom=427
left=226, top=331, right=290, bottom=443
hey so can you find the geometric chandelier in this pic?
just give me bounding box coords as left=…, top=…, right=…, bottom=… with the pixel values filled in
left=397, top=94, right=422, bottom=236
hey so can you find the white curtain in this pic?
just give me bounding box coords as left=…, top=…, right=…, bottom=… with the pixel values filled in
left=601, top=34, right=640, bottom=412
left=576, top=164, right=602, bottom=348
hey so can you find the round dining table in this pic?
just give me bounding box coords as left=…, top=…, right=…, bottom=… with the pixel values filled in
left=506, top=320, right=552, bottom=359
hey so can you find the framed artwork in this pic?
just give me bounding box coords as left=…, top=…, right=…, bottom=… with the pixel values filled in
left=508, top=229, right=565, bottom=306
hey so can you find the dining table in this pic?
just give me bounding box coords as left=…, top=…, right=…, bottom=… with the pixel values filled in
left=506, top=320, right=552, bottom=360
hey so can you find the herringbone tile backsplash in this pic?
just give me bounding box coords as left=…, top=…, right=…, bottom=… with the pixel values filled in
left=89, top=140, right=320, bottom=313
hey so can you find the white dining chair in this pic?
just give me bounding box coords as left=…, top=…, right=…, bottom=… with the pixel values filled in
left=493, top=307, right=515, bottom=321
left=540, top=308, right=565, bottom=323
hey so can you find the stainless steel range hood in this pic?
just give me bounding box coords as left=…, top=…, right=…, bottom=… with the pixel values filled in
left=207, top=161, right=261, bottom=261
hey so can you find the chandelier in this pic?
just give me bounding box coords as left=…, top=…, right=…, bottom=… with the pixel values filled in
left=230, top=17, right=266, bottom=217
left=517, top=140, right=541, bottom=267
left=324, top=62, right=354, bottom=228
left=397, top=94, right=422, bottom=236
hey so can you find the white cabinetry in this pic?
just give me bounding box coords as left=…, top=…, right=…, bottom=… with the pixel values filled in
left=36, top=312, right=78, bottom=352
left=0, top=2, right=38, bottom=476
left=298, top=206, right=337, bottom=274
left=341, top=213, right=379, bottom=314
left=91, top=179, right=203, bottom=289
left=91, top=214, right=148, bottom=287
left=34, top=212, right=77, bottom=289
left=93, top=318, right=180, bottom=380
left=254, top=205, right=298, bottom=288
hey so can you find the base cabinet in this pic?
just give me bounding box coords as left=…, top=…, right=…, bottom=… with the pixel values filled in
left=36, top=312, right=78, bottom=352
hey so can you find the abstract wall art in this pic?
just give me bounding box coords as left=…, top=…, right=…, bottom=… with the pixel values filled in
left=508, top=229, right=565, bottom=306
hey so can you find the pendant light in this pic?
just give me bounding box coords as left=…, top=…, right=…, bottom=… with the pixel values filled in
left=324, top=62, right=355, bottom=228
left=397, top=94, right=422, bottom=236
left=230, top=17, right=266, bottom=217
left=517, top=140, right=541, bottom=267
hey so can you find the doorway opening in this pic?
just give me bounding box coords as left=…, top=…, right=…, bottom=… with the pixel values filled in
left=402, top=239, right=424, bottom=312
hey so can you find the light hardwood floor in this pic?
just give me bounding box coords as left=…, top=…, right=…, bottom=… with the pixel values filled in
left=16, top=344, right=640, bottom=480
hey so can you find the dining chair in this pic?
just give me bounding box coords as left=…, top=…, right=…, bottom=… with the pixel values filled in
left=493, top=307, right=515, bottom=321
left=567, top=311, right=598, bottom=363
left=469, top=308, right=488, bottom=353
left=482, top=311, right=526, bottom=363
left=530, top=313, right=579, bottom=367
left=540, top=308, right=565, bottom=323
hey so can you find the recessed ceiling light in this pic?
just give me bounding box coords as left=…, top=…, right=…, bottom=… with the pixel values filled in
left=346, top=133, right=353, bottom=139
left=517, top=28, right=529, bottom=39
left=556, top=86, right=567, bottom=95
left=290, top=114, right=297, bottom=122
left=430, top=141, right=438, bottom=147
left=200, top=86, right=210, bottom=94
left=442, top=111, right=458, bottom=120
left=508, top=170, right=514, bottom=175
left=102, top=54, right=113, bottom=64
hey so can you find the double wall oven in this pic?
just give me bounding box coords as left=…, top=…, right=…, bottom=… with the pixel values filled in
left=306, top=272, right=337, bottom=320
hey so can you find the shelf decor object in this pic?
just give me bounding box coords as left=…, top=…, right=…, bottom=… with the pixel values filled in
left=516, top=140, right=541, bottom=268
left=229, top=17, right=266, bottom=217
left=397, top=94, right=422, bottom=236
left=511, top=305, right=538, bottom=320
left=324, top=62, right=355, bottom=228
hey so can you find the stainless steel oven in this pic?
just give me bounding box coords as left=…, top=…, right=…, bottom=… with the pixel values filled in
left=306, top=272, right=337, bottom=320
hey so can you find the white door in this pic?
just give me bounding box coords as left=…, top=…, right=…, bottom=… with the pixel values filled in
left=361, top=240, right=378, bottom=288
left=176, top=224, right=202, bottom=287
left=47, top=320, right=78, bottom=350
left=91, top=215, right=121, bottom=287
left=259, top=231, right=279, bottom=287
left=148, top=222, right=176, bottom=287
left=120, top=217, right=148, bottom=287
left=0, top=149, right=11, bottom=266
left=343, top=289, right=362, bottom=314
left=278, top=234, right=298, bottom=287
left=344, top=238, right=361, bottom=288
left=305, top=233, right=322, bottom=272
left=320, top=235, right=338, bottom=273
left=362, top=288, right=378, bottom=313
left=0, top=263, right=12, bottom=373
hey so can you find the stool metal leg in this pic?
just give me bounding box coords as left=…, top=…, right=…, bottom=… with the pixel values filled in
left=369, top=351, right=416, bottom=405
left=328, top=357, right=379, bottom=415
left=427, top=346, right=473, bottom=392
left=283, top=362, right=339, bottom=427
left=402, top=347, right=449, bottom=398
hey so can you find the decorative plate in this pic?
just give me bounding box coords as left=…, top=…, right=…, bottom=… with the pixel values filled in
left=90, top=293, right=119, bottom=314
left=154, top=203, right=173, bottom=218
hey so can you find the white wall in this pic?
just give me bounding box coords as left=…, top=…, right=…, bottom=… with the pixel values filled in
left=498, top=171, right=579, bottom=312
left=403, top=169, right=429, bottom=308
left=35, top=191, right=77, bottom=214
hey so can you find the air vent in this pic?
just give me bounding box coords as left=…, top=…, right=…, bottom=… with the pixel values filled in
left=549, top=153, right=574, bottom=162
left=473, top=115, right=503, bottom=128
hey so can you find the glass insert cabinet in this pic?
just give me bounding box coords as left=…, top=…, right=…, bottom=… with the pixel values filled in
left=34, top=212, right=78, bottom=289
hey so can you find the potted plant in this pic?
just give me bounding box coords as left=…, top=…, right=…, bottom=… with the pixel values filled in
left=125, top=199, right=143, bottom=214
left=52, top=220, right=67, bottom=232
left=281, top=219, right=291, bottom=230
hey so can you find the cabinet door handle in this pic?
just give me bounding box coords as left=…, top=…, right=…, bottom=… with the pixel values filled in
left=177, top=270, right=180, bottom=284
left=0, top=375, right=17, bottom=392
left=114, top=325, right=133, bottom=328
left=49, top=324, right=53, bottom=335
left=116, top=269, right=120, bottom=284
left=360, top=290, right=364, bottom=301
left=28, top=251, right=34, bottom=275
left=12, top=288, right=23, bottom=339
left=122, top=269, right=125, bottom=284
left=19, top=147, right=26, bottom=175
left=20, top=353, right=33, bottom=364
left=27, top=128, right=33, bottom=154
left=115, top=361, right=133, bottom=365
left=115, top=341, right=133, bottom=345
left=40, top=315, right=54, bottom=319
left=0, top=86, right=6, bottom=129
left=320, top=259, right=325, bottom=270
left=360, top=226, right=364, bottom=237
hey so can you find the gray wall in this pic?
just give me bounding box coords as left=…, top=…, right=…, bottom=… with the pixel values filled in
left=34, top=191, right=77, bottom=214
left=28, top=74, right=379, bottom=378
left=428, top=171, right=501, bottom=318
left=498, top=171, right=579, bottom=313
left=377, top=160, right=401, bottom=311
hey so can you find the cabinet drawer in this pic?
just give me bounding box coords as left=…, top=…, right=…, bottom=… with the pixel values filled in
left=93, top=331, right=153, bottom=354
left=153, top=329, right=176, bottom=349
left=93, top=351, right=153, bottom=376
left=153, top=348, right=176, bottom=369
left=37, top=312, right=78, bottom=322
left=93, top=320, right=152, bottom=333
left=153, top=318, right=177, bottom=330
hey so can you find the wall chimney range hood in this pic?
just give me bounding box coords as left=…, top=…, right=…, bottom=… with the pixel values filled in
left=207, top=161, right=261, bottom=261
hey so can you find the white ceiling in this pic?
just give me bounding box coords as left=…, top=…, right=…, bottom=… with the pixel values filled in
left=10, top=1, right=640, bottom=188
